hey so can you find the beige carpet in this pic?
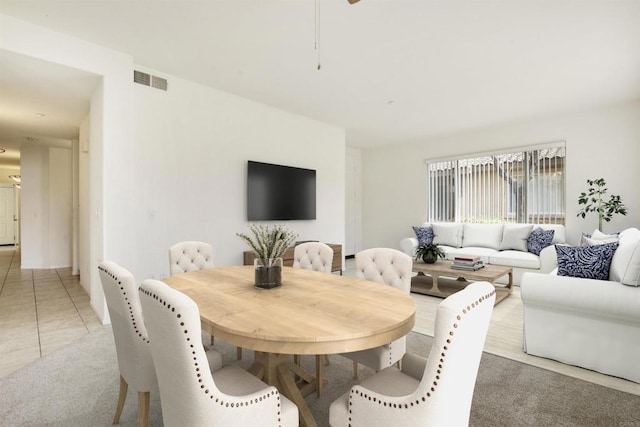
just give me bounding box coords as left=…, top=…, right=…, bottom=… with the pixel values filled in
left=411, top=286, right=640, bottom=396
left=2, top=325, right=639, bottom=427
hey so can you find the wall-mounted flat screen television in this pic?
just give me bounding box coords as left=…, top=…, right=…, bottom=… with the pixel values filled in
left=247, top=161, right=316, bottom=221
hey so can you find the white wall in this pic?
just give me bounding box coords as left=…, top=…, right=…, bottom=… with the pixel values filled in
left=345, top=147, right=362, bottom=257
left=20, top=145, right=72, bottom=268
left=20, top=145, right=47, bottom=267
left=131, top=68, right=346, bottom=279
left=361, top=101, right=640, bottom=249
left=48, top=147, right=72, bottom=268
left=78, top=116, right=90, bottom=293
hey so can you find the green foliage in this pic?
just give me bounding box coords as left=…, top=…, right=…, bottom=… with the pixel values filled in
left=237, top=223, right=298, bottom=266
left=414, top=243, right=445, bottom=261
left=576, top=178, right=627, bottom=231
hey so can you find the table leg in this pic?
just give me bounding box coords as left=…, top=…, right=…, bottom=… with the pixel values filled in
left=251, top=351, right=320, bottom=427
left=432, top=273, right=440, bottom=292
left=507, top=271, right=513, bottom=293
left=277, top=362, right=318, bottom=427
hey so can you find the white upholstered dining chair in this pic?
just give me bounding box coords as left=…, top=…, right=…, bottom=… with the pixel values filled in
left=341, top=247, right=413, bottom=378
left=168, top=241, right=214, bottom=275
left=168, top=240, right=243, bottom=358
left=292, top=241, right=334, bottom=396
left=98, top=261, right=156, bottom=427
left=330, top=281, right=496, bottom=427
left=139, top=279, right=299, bottom=427
left=292, top=241, right=334, bottom=273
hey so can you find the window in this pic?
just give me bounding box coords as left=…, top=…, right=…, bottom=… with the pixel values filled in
left=427, top=143, right=565, bottom=224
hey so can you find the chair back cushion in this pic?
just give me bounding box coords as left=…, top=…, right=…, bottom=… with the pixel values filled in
left=169, top=241, right=214, bottom=275
left=292, top=242, right=333, bottom=273
left=98, top=261, right=155, bottom=391
left=355, top=248, right=412, bottom=293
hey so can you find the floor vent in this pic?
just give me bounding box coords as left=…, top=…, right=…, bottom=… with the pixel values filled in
left=133, top=70, right=168, bottom=91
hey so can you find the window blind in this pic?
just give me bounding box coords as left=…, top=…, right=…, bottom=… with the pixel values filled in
left=427, top=144, right=565, bottom=224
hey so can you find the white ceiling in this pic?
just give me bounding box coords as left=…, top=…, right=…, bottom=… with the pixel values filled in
left=1, top=0, right=640, bottom=158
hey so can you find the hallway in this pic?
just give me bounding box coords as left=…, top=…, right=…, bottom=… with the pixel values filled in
left=0, top=246, right=101, bottom=378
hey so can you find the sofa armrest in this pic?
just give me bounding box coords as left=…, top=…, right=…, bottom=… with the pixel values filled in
left=521, top=272, right=640, bottom=322
left=538, top=244, right=559, bottom=273
left=400, top=237, right=418, bottom=257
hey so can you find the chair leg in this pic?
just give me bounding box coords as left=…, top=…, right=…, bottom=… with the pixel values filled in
left=137, top=391, right=150, bottom=427
left=352, top=361, right=359, bottom=379
left=316, top=355, right=324, bottom=398
left=397, top=359, right=403, bottom=370
left=210, top=335, right=214, bottom=345
left=237, top=346, right=243, bottom=360
left=113, top=375, right=128, bottom=424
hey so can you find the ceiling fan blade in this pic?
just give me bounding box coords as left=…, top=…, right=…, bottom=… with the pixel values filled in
left=347, top=0, right=361, bottom=4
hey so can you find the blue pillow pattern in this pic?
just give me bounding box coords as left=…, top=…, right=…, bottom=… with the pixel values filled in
left=556, top=243, right=619, bottom=281
left=527, top=228, right=555, bottom=255
left=412, top=226, right=434, bottom=245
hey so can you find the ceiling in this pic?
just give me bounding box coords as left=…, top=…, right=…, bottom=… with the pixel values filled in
left=1, top=0, right=640, bottom=157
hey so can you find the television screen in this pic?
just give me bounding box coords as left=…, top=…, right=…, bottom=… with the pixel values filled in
left=247, top=161, right=316, bottom=221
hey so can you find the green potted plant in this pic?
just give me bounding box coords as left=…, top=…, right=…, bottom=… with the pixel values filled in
left=577, top=178, right=627, bottom=232
left=415, top=243, right=446, bottom=264
left=237, top=223, right=298, bottom=289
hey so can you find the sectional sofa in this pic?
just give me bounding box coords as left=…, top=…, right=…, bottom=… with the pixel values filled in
left=521, top=227, right=640, bottom=383
left=400, top=222, right=566, bottom=284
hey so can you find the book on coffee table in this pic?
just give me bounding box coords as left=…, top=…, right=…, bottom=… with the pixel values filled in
left=452, top=255, right=484, bottom=270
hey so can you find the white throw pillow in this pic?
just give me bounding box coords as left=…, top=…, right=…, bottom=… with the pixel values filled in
left=432, top=223, right=463, bottom=248
left=499, top=224, right=533, bottom=251
left=462, top=223, right=503, bottom=250
left=582, top=229, right=619, bottom=246
left=610, top=228, right=640, bottom=286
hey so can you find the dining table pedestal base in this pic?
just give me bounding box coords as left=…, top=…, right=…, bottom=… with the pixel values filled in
left=249, top=351, right=321, bottom=427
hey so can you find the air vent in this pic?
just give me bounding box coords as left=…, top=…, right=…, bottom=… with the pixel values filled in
left=152, top=75, right=168, bottom=91
left=133, top=70, right=168, bottom=91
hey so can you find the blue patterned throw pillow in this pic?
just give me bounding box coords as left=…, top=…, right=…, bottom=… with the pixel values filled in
left=412, top=226, right=434, bottom=245
left=556, top=243, right=619, bottom=281
left=527, top=228, right=555, bottom=255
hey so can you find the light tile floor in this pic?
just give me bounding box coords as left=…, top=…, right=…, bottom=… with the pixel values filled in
left=0, top=246, right=102, bottom=379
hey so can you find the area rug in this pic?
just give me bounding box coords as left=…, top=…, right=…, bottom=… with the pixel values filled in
left=1, top=326, right=639, bottom=426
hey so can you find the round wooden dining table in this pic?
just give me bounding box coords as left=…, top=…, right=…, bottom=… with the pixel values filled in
left=163, top=265, right=416, bottom=427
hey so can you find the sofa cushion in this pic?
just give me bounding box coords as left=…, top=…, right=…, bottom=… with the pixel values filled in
left=609, top=228, right=640, bottom=286
left=556, top=243, right=619, bottom=281
left=461, top=223, right=503, bottom=250
left=412, top=225, right=434, bottom=245
left=499, top=224, right=533, bottom=251
left=432, top=223, right=464, bottom=248
left=490, top=250, right=540, bottom=269
left=527, top=228, right=555, bottom=255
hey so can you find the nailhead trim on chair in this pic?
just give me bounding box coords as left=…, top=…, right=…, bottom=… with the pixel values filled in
left=98, top=265, right=150, bottom=344
left=346, top=288, right=496, bottom=426
left=139, top=288, right=284, bottom=423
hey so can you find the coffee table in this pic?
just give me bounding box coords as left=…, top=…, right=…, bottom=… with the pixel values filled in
left=411, top=260, right=513, bottom=305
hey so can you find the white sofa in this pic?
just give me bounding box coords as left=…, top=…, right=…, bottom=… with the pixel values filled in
left=521, top=227, right=640, bottom=383
left=400, top=222, right=566, bottom=284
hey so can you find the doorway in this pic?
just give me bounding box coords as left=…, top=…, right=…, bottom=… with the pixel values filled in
left=0, top=185, right=16, bottom=246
